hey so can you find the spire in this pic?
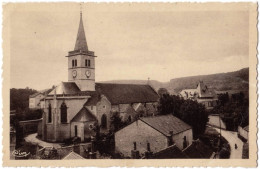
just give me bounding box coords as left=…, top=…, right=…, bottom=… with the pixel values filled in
left=74, top=9, right=88, bottom=52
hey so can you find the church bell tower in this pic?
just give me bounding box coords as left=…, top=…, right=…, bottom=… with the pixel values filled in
left=66, top=11, right=96, bottom=91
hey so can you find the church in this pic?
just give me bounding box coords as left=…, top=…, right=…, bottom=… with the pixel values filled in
left=41, top=12, right=159, bottom=142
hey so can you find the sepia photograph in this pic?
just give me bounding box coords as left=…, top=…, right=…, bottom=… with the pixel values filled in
left=3, top=2, right=257, bottom=167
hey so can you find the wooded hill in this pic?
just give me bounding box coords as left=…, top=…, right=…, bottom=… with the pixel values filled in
left=101, top=67, right=249, bottom=94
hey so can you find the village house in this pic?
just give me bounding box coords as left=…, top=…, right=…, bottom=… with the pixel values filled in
left=115, top=115, right=193, bottom=157
left=40, top=12, right=159, bottom=142
left=29, top=88, right=52, bottom=109
left=179, top=81, right=218, bottom=110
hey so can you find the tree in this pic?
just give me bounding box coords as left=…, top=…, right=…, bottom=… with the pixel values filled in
left=179, top=100, right=208, bottom=139
left=157, top=88, right=169, bottom=97
left=158, top=94, right=184, bottom=116
left=110, top=112, right=127, bottom=132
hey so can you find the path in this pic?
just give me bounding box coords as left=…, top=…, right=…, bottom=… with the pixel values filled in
left=210, top=126, right=243, bottom=159
left=24, top=133, right=62, bottom=149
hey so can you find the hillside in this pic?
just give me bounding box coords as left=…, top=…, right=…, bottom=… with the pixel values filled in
left=100, top=67, right=249, bottom=94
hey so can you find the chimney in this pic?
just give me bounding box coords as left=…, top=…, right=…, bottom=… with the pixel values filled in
left=167, top=131, right=173, bottom=146
left=144, top=142, right=153, bottom=159
left=131, top=142, right=140, bottom=159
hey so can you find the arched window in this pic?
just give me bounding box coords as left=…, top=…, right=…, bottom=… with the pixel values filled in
left=101, top=114, right=107, bottom=129
left=72, top=60, right=74, bottom=67
left=60, top=102, right=67, bottom=123
left=48, top=104, right=52, bottom=123
left=75, top=59, right=77, bottom=67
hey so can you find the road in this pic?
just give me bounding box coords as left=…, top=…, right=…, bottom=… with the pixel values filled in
left=210, top=126, right=243, bottom=159
left=24, top=133, right=62, bottom=149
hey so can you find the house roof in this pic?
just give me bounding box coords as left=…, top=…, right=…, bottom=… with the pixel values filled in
left=29, top=92, right=42, bottom=98
left=197, top=81, right=215, bottom=98
left=30, top=88, right=53, bottom=98
left=243, top=125, right=249, bottom=132
left=95, top=83, right=159, bottom=104
left=152, top=144, right=187, bottom=159
left=140, top=115, right=192, bottom=137
left=62, top=151, right=84, bottom=160
left=71, top=107, right=97, bottom=122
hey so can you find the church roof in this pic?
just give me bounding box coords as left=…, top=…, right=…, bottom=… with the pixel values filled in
left=95, top=83, right=159, bottom=104
left=48, top=82, right=81, bottom=95
left=71, top=107, right=97, bottom=122
left=140, top=115, right=192, bottom=137
left=74, top=12, right=88, bottom=52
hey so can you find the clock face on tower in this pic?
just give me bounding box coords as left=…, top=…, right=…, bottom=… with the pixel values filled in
left=72, top=70, right=77, bottom=78
left=85, top=70, right=91, bottom=78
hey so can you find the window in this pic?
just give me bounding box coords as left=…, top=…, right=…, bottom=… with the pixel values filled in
left=101, top=114, right=107, bottom=129
left=103, top=105, right=106, bottom=109
left=75, top=59, right=77, bottom=67
left=72, top=60, right=74, bottom=67
left=183, top=136, right=187, bottom=149
left=60, top=102, right=67, bottom=123
left=48, top=104, right=52, bottom=123
left=128, top=116, right=132, bottom=123
left=85, top=59, right=91, bottom=67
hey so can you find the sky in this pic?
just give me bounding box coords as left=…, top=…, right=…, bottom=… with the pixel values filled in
left=9, top=3, right=249, bottom=90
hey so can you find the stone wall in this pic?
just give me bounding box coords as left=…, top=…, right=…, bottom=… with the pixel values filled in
left=115, top=120, right=168, bottom=157
left=96, top=96, right=111, bottom=133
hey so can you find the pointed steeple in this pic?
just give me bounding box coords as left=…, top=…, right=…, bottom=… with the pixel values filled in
left=74, top=11, right=88, bottom=52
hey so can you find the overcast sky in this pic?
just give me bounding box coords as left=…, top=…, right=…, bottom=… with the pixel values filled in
left=9, top=3, right=249, bottom=90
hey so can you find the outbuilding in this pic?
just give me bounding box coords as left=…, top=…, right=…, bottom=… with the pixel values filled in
left=115, top=115, right=193, bottom=157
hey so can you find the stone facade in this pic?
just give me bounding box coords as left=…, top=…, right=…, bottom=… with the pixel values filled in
left=115, top=118, right=193, bottom=157
left=115, top=120, right=168, bottom=157
left=29, top=93, right=45, bottom=109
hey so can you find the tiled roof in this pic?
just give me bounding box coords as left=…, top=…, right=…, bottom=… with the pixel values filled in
left=48, top=82, right=81, bottom=95
left=71, top=107, right=97, bottom=122
left=243, top=125, right=249, bottom=132
left=30, top=88, right=53, bottom=98
left=29, top=92, right=42, bottom=98
left=84, top=92, right=100, bottom=106
left=152, top=144, right=187, bottom=159
left=197, top=81, right=215, bottom=98
left=62, top=151, right=84, bottom=160
left=140, top=115, right=192, bottom=137
left=95, top=83, right=159, bottom=104
left=48, top=82, right=159, bottom=105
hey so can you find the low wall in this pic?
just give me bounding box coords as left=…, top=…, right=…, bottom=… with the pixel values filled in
left=19, top=119, right=42, bottom=135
